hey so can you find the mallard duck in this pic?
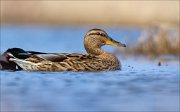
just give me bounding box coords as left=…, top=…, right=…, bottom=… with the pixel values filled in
left=8, top=28, right=126, bottom=72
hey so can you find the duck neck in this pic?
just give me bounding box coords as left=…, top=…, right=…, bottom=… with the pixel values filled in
left=84, top=36, right=105, bottom=55
left=84, top=37, right=119, bottom=64
left=84, top=42, right=104, bottom=55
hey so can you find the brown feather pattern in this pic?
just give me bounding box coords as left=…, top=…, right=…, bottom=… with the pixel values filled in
left=9, top=29, right=125, bottom=72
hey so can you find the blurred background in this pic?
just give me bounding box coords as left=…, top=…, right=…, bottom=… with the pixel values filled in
left=1, top=1, right=180, bottom=112
left=1, top=1, right=179, bottom=58
left=1, top=1, right=179, bottom=26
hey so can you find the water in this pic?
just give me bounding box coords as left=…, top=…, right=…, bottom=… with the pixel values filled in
left=0, top=25, right=179, bottom=111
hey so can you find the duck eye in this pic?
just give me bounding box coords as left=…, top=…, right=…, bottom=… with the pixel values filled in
left=98, top=33, right=106, bottom=37
left=96, top=32, right=100, bottom=35
left=101, top=34, right=106, bottom=37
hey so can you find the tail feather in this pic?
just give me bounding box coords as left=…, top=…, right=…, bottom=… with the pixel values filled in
left=9, top=58, right=38, bottom=71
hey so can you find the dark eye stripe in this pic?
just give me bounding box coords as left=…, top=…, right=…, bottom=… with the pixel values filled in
left=88, top=33, right=106, bottom=37
left=100, top=34, right=106, bottom=37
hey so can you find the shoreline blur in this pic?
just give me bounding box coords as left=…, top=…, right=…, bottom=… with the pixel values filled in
left=119, top=24, right=180, bottom=56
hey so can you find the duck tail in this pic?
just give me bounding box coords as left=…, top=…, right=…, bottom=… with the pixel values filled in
left=9, top=58, right=38, bottom=71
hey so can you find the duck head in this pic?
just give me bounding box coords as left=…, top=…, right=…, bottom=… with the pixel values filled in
left=84, top=28, right=126, bottom=55
left=0, top=48, right=28, bottom=70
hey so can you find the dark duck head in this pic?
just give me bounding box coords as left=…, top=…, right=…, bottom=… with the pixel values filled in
left=0, top=48, right=30, bottom=70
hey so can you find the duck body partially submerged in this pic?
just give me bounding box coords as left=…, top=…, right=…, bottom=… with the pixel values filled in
left=10, top=53, right=119, bottom=72
left=1, top=29, right=126, bottom=72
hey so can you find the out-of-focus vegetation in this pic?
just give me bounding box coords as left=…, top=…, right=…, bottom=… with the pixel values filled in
left=123, top=24, right=179, bottom=56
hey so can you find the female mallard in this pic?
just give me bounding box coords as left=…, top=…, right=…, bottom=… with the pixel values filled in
left=9, top=29, right=126, bottom=72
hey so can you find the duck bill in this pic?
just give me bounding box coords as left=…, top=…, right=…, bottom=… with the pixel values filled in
left=106, top=39, right=126, bottom=47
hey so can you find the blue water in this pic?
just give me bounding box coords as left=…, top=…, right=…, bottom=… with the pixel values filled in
left=0, top=25, right=179, bottom=111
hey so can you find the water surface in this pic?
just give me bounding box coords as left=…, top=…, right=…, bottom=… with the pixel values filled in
left=0, top=25, right=179, bottom=111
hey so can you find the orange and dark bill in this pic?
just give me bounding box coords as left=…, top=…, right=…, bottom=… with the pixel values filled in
left=106, top=37, right=126, bottom=47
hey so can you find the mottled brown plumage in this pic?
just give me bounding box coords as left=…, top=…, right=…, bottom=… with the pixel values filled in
left=9, top=29, right=126, bottom=72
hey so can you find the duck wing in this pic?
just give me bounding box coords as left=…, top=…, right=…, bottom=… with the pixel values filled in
left=29, top=53, right=95, bottom=62
left=14, top=49, right=93, bottom=62
left=32, top=53, right=68, bottom=62
left=18, top=51, right=68, bottom=62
